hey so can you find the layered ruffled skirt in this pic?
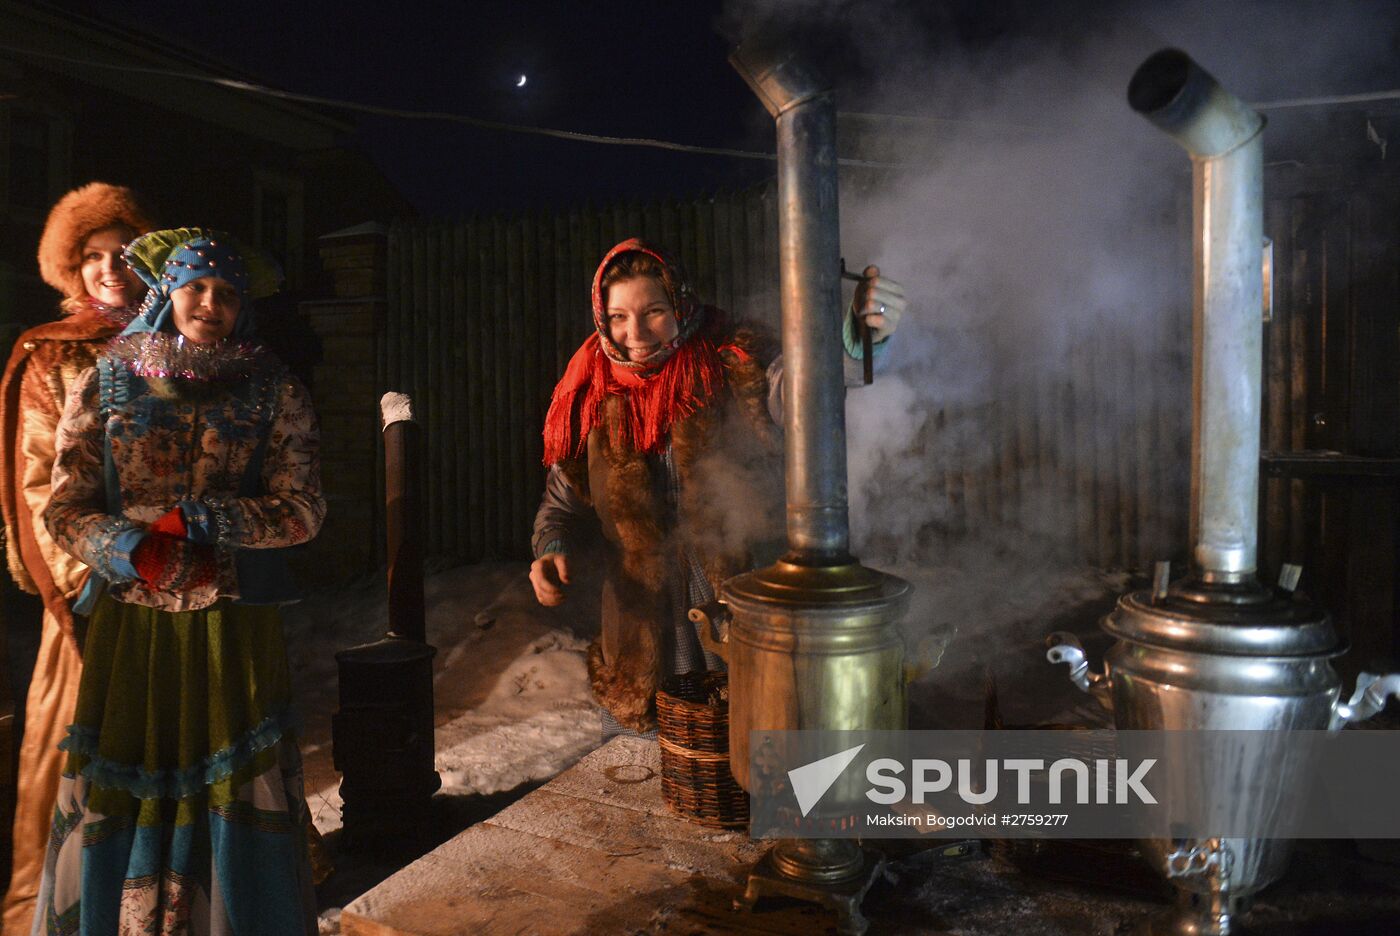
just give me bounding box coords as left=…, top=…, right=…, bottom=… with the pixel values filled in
left=32, top=595, right=316, bottom=936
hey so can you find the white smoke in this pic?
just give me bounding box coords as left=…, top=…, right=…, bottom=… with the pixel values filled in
left=720, top=0, right=1400, bottom=677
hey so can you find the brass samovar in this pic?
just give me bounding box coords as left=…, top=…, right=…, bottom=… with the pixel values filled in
left=703, top=36, right=910, bottom=936
left=1047, top=49, right=1400, bottom=935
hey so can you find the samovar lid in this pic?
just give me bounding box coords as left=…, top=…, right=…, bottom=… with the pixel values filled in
left=1105, top=584, right=1340, bottom=657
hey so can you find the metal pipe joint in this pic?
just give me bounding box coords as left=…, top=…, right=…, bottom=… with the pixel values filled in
left=729, top=37, right=832, bottom=118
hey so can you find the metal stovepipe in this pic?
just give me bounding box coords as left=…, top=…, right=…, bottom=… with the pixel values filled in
left=383, top=392, right=426, bottom=641
left=730, top=38, right=851, bottom=563
left=1129, top=48, right=1265, bottom=583
left=332, top=392, right=440, bottom=849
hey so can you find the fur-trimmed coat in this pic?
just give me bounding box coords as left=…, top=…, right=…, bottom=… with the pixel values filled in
left=534, top=326, right=784, bottom=732
left=0, top=306, right=128, bottom=643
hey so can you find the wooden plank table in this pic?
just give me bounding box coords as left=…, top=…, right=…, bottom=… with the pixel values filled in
left=340, top=737, right=832, bottom=935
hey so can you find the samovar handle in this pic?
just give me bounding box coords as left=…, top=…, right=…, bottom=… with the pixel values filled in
left=1045, top=632, right=1112, bottom=710
left=1328, top=672, right=1400, bottom=731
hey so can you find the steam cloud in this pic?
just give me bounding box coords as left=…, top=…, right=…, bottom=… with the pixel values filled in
left=718, top=0, right=1400, bottom=692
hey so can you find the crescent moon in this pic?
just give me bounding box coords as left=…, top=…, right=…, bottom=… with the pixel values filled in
left=517, top=75, right=528, bottom=88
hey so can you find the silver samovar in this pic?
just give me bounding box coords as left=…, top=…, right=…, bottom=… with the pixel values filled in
left=1046, top=49, right=1400, bottom=935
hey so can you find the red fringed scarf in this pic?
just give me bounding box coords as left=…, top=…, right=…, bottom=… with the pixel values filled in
left=544, top=237, right=754, bottom=464
left=542, top=319, right=753, bottom=464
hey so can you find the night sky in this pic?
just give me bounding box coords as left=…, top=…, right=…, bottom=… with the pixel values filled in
left=59, top=0, right=776, bottom=215
left=54, top=0, right=1400, bottom=217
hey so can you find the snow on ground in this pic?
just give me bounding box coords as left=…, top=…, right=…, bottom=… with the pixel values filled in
left=433, top=628, right=599, bottom=796
left=279, top=560, right=604, bottom=835
left=308, top=627, right=600, bottom=834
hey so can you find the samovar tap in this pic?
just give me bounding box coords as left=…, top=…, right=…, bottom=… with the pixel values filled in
left=1328, top=673, right=1400, bottom=731
left=1045, top=631, right=1112, bottom=711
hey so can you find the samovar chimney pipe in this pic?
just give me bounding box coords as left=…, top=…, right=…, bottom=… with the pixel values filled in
left=730, top=38, right=851, bottom=564
left=1129, top=49, right=1266, bottom=584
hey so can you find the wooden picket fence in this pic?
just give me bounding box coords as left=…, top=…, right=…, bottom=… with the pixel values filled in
left=384, top=179, right=1400, bottom=574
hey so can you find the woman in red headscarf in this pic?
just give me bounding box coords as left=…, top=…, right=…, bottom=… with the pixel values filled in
left=530, top=239, right=904, bottom=736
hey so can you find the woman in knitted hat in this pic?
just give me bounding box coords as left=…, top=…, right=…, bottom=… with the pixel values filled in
left=529, top=238, right=905, bottom=736
left=32, top=228, right=324, bottom=934
left=0, top=181, right=153, bottom=933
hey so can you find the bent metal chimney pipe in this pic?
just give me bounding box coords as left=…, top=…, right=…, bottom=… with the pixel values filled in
left=729, top=38, right=851, bottom=564
left=1129, top=49, right=1266, bottom=583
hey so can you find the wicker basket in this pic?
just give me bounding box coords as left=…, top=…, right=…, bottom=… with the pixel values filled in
left=656, top=672, right=749, bottom=828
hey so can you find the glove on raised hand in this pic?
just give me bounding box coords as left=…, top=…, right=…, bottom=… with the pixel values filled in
left=851, top=265, right=907, bottom=343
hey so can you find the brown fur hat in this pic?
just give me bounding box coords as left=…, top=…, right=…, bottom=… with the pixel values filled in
left=37, top=182, right=155, bottom=301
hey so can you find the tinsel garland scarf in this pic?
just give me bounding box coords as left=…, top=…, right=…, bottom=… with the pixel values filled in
left=74, top=295, right=140, bottom=329
left=106, top=332, right=271, bottom=382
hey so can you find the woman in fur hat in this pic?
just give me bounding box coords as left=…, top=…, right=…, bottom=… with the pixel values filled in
left=0, top=182, right=153, bottom=933
left=33, top=228, right=324, bottom=934
left=529, top=239, right=905, bottom=736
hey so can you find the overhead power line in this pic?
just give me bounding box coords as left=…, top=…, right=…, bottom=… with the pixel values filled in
left=1250, top=89, right=1400, bottom=111
left=7, top=39, right=1396, bottom=165
left=0, top=41, right=904, bottom=169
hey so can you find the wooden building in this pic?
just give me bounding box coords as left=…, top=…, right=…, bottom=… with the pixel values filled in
left=0, top=0, right=409, bottom=341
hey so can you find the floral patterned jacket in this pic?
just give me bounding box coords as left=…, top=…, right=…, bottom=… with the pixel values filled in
left=46, top=352, right=325, bottom=612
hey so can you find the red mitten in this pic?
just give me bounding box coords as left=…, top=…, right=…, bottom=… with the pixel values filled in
left=148, top=506, right=188, bottom=538
left=133, top=534, right=218, bottom=592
